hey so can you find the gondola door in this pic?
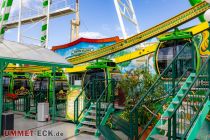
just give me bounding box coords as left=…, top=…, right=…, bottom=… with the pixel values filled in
left=82, top=68, right=107, bottom=101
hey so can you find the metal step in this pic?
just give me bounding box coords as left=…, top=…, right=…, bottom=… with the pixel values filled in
left=78, top=125, right=97, bottom=133
left=167, top=108, right=174, bottom=113
left=182, top=88, right=189, bottom=91
left=186, top=81, right=192, bottom=84
left=159, top=116, right=169, bottom=121
left=81, top=121, right=96, bottom=126
left=191, top=88, right=208, bottom=91
left=150, top=134, right=168, bottom=140
left=91, top=103, right=109, bottom=108
left=177, top=94, right=184, bottom=97
left=84, top=115, right=96, bottom=120
left=88, top=110, right=105, bottom=114
left=172, top=101, right=179, bottom=105
left=156, top=125, right=168, bottom=131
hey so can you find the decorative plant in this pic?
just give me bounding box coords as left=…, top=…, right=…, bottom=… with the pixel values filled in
left=118, top=68, right=164, bottom=126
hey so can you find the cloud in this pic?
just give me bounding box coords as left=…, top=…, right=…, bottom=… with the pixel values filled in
left=10, top=0, right=42, bottom=15
left=79, top=32, right=107, bottom=39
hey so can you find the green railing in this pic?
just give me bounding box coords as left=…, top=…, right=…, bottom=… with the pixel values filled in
left=141, top=67, right=193, bottom=139
left=33, top=92, right=46, bottom=114
left=129, top=42, right=194, bottom=140
left=96, top=79, right=117, bottom=126
left=55, top=100, right=66, bottom=118
left=74, top=80, right=91, bottom=123
left=14, top=94, right=30, bottom=112
left=3, top=94, right=31, bottom=113
left=167, top=56, right=210, bottom=139
left=74, top=79, right=112, bottom=123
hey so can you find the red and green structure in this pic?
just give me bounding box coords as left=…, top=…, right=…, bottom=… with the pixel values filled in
left=41, top=0, right=50, bottom=48
left=0, top=0, right=13, bottom=40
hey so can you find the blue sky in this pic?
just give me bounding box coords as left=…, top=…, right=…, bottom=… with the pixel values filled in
left=4, top=0, right=200, bottom=48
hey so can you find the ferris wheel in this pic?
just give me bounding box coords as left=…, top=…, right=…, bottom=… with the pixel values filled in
left=0, top=0, right=78, bottom=48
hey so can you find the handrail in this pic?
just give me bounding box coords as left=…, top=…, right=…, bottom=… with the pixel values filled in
left=129, top=42, right=193, bottom=139
left=138, top=66, right=192, bottom=138
left=96, top=79, right=116, bottom=127
left=167, top=56, right=210, bottom=139
left=183, top=90, right=209, bottom=138
left=169, top=56, right=210, bottom=119
left=74, top=80, right=90, bottom=123
left=175, top=67, right=192, bottom=89
left=130, top=42, right=191, bottom=113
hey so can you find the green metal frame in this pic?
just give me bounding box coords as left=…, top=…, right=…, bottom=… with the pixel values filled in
left=86, top=59, right=119, bottom=101
left=0, top=58, right=72, bottom=134
left=154, top=30, right=201, bottom=75
left=34, top=71, right=69, bottom=106
left=188, top=0, right=205, bottom=22
left=0, top=62, right=8, bottom=134
left=129, top=41, right=195, bottom=140
left=159, top=28, right=192, bottom=42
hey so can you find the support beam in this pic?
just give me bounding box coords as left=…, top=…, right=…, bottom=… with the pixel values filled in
left=0, top=0, right=13, bottom=40
left=114, top=0, right=140, bottom=39
left=114, top=0, right=127, bottom=38
left=0, top=62, right=8, bottom=135
left=17, top=0, right=22, bottom=42
left=52, top=66, right=56, bottom=123
left=41, top=0, right=50, bottom=48
left=71, top=0, right=80, bottom=42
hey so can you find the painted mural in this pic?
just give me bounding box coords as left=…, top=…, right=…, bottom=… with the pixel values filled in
left=52, top=36, right=156, bottom=74
left=52, top=37, right=121, bottom=59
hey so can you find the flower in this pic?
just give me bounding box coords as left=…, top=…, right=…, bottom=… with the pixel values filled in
left=5, top=93, right=18, bottom=100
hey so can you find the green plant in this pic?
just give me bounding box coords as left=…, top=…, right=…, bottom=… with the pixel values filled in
left=118, top=69, right=164, bottom=126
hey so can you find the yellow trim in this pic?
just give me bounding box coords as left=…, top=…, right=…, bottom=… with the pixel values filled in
left=65, top=22, right=210, bottom=73
left=158, top=22, right=209, bottom=38
left=114, top=43, right=158, bottom=64
left=5, top=65, right=51, bottom=73
left=65, top=64, right=88, bottom=73
left=187, top=22, right=209, bottom=35
left=156, top=43, right=161, bottom=75
left=67, top=2, right=209, bottom=65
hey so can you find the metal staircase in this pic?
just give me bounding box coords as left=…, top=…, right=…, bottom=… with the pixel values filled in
left=75, top=102, right=114, bottom=136
left=74, top=42, right=210, bottom=140
left=98, top=42, right=195, bottom=139
left=148, top=57, right=210, bottom=140
left=128, top=41, right=196, bottom=140
left=74, top=79, right=117, bottom=136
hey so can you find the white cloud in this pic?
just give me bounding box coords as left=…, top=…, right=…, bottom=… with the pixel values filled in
left=79, top=32, right=107, bottom=39
left=10, top=0, right=42, bottom=15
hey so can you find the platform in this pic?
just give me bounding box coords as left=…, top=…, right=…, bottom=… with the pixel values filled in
left=5, top=7, right=75, bottom=29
